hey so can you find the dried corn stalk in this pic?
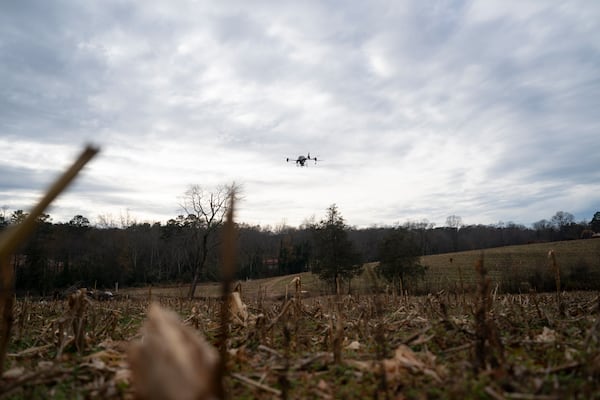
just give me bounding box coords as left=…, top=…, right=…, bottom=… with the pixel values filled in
left=548, top=250, right=564, bottom=315
left=55, top=288, right=91, bottom=357
left=0, top=146, right=98, bottom=374
left=228, top=291, right=248, bottom=326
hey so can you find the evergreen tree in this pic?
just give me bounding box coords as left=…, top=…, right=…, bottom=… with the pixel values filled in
left=16, top=214, right=54, bottom=295
left=311, top=204, right=362, bottom=292
left=378, top=228, right=425, bottom=294
left=591, top=211, right=600, bottom=233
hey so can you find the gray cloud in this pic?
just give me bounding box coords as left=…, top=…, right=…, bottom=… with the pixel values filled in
left=0, top=0, right=598, bottom=227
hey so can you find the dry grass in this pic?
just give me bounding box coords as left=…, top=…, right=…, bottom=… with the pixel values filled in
left=119, top=273, right=326, bottom=301
left=119, top=240, right=600, bottom=301
left=417, top=239, right=600, bottom=293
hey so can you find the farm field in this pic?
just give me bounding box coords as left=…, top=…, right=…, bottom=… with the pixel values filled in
left=2, top=240, right=600, bottom=399
left=120, top=238, right=600, bottom=301
left=419, top=238, right=600, bottom=294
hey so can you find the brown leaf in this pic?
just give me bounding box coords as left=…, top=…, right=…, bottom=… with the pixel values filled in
left=2, top=366, right=25, bottom=379
left=534, top=327, right=557, bottom=343
left=128, top=303, right=220, bottom=400
left=345, top=340, right=361, bottom=350
left=348, top=345, right=444, bottom=383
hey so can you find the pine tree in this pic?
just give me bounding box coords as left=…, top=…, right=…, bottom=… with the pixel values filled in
left=311, top=204, right=362, bottom=292
left=591, top=211, right=600, bottom=233
left=378, top=228, right=425, bottom=294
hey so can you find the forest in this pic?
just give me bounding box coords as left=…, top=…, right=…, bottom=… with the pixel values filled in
left=2, top=204, right=598, bottom=296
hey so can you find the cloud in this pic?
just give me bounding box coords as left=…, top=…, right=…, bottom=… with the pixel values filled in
left=0, top=0, right=598, bottom=228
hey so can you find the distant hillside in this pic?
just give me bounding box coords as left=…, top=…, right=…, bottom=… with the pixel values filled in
left=122, top=238, right=600, bottom=299
left=324, top=238, right=600, bottom=295
left=418, top=238, right=600, bottom=293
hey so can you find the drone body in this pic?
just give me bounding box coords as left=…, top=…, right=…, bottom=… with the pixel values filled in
left=286, top=153, right=319, bottom=167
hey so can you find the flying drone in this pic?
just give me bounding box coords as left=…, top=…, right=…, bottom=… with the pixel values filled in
left=286, top=153, right=319, bottom=167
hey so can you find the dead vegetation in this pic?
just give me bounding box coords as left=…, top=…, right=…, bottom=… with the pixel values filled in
left=2, top=282, right=600, bottom=398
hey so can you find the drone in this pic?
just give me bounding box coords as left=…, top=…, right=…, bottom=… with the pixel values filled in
left=286, top=153, right=319, bottom=167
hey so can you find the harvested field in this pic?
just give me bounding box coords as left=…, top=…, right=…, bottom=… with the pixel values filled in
left=3, top=279, right=600, bottom=398
left=419, top=239, right=600, bottom=293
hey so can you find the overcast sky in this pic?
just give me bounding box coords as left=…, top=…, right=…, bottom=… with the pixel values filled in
left=1, top=1, right=599, bottom=229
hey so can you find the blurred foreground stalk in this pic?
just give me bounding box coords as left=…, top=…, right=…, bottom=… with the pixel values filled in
left=217, top=190, right=237, bottom=399
left=0, top=146, right=98, bottom=374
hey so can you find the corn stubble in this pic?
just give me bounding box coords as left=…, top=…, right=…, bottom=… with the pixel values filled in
left=3, top=278, right=600, bottom=398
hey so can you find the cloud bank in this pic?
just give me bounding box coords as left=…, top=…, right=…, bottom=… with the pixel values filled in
left=1, top=0, right=599, bottom=228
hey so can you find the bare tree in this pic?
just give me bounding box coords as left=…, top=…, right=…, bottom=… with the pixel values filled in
left=405, top=219, right=436, bottom=255
left=446, top=215, right=463, bottom=251
left=0, top=206, right=8, bottom=228
left=181, top=184, right=237, bottom=299
left=446, top=215, right=463, bottom=229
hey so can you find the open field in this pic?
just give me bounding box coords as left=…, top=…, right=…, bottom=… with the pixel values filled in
left=419, top=238, right=600, bottom=293
left=120, top=238, right=600, bottom=300
left=2, top=239, right=600, bottom=399
left=120, top=271, right=328, bottom=300
left=2, top=287, right=600, bottom=398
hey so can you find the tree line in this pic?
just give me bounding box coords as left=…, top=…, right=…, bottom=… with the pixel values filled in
left=1, top=189, right=598, bottom=297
